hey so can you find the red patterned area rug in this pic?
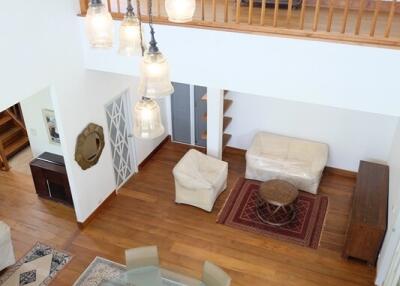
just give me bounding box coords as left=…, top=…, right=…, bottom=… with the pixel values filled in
left=217, top=178, right=328, bottom=249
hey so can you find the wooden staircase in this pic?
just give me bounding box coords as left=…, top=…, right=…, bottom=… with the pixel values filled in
left=200, top=90, right=233, bottom=151
left=0, top=105, right=29, bottom=171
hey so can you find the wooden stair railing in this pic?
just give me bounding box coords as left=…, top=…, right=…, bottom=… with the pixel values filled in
left=5, top=110, right=27, bottom=135
left=0, top=103, right=30, bottom=171
left=79, top=0, right=400, bottom=49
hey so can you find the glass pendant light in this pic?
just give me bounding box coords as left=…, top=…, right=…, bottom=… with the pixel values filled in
left=137, top=0, right=174, bottom=98
left=165, top=0, right=196, bottom=23
left=133, top=97, right=165, bottom=139
left=119, top=0, right=143, bottom=56
left=85, top=0, right=114, bottom=48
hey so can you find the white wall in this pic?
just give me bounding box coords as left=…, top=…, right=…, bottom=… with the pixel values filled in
left=55, top=70, right=169, bottom=222
left=20, top=87, right=63, bottom=157
left=376, top=121, right=400, bottom=285
left=0, top=1, right=83, bottom=112
left=224, top=92, right=398, bottom=171
left=81, top=20, right=400, bottom=117
left=207, top=89, right=224, bottom=159
left=1, top=1, right=169, bottom=223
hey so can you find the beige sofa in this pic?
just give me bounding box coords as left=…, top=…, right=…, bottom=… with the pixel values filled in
left=245, top=132, right=329, bottom=194
left=0, top=221, right=15, bottom=271
left=173, top=149, right=228, bottom=212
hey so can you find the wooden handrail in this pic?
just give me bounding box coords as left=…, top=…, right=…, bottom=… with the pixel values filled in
left=80, top=0, right=400, bottom=49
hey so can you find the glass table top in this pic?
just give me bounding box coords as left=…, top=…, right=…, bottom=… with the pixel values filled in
left=100, top=266, right=163, bottom=286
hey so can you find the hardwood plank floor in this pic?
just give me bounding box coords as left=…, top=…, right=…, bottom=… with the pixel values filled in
left=0, top=141, right=376, bottom=285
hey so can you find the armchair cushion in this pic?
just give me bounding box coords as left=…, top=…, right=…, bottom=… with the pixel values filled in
left=173, top=149, right=228, bottom=212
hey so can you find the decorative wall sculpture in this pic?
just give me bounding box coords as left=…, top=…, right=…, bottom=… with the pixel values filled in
left=75, top=123, right=105, bottom=170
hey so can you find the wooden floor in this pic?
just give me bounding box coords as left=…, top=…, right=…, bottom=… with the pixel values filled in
left=0, top=141, right=376, bottom=285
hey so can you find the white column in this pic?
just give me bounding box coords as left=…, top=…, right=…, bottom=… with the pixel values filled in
left=206, top=88, right=224, bottom=159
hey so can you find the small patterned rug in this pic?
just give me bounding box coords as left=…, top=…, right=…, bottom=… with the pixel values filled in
left=217, top=178, right=328, bottom=249
left=0, top=242, right=72, bottom=286
left=73, top=257, right=183, bottom=286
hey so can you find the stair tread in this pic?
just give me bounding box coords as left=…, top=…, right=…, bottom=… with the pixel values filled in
left=224, top=99, right=233, bottom=113
left=0, top=126, right=21, bottom=143
left=5, top=136, right=29, bottom=158
left=0, top=114, right=12, bottom=126
left=223, top=117, right=232, bottom=131
left=223, top=133, right=232, bottom=149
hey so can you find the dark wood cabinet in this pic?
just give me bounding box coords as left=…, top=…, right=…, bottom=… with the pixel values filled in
left=343, top=160, right=388, bottom=265
left=30, top=152, right=74, bottom=207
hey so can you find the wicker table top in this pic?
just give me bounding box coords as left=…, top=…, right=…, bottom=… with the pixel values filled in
left=259, top=180, right=299, bottom=206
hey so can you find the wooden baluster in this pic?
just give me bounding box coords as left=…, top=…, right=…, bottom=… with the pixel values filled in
left=0, top=140, right=9, bottom=171
left=370, top=0, right=381, bottom=37
left=326, top=0, right=334, bottom=32
left=286, top=0, right=293, bottom=27
left=79, top=0, right=89, bottom=14
left=224, top=0, right=229, bottom=22
left=260, top=0, right=267, bottom=25
left=248, top=0, right=254, bottom=24
left=236, top=0, right=241, bottom=23
left=341, top=0, right=350, bottom=33
left=312, top=0, right=321, bottom=31
left=201, top=0, right=205, bottom=20
left=117, top=0, right=121, bottom=13
left=212, top=0, right=217, bottom=22
left=299, top=0, right=306, bottom=30
left=273, top=0, right=280, bottom=27
left=107, top=0, right=112, bottom=12
left=385, top=0, right=397, bottom=38
left=354, top=0, right=365, bottom=35
left=157, top=0, right=161, bottom=16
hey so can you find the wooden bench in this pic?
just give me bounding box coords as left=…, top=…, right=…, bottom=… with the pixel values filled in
left=343, top=160, right=389, bottom=265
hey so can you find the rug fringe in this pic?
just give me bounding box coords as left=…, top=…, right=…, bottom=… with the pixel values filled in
left=216, top=177, right=245, bottom=224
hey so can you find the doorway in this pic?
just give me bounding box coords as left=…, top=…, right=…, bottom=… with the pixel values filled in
left=105, top=90, right=137, bottom=189
left=170, top=82, right=207, bottom=148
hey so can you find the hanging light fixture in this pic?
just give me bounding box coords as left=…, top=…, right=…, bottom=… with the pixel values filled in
left=137, top=0, right=174, bottom=98
left=119, top=0, right=144, bottom=56
left=165, top=0, right=196, bottom=23
left=85, top=0, right=114, bottom=48
left=133, top=97, right=165, bottom=139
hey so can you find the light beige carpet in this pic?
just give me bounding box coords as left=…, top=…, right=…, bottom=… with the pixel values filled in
left=8, top=147, right=33, bottom=176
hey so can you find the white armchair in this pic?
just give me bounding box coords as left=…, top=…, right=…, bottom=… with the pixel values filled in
left=173, top=149, right=228, bottom=212
left=245, top=132, right=329, bottom=194
left=0, top=221, right=15, bottom=271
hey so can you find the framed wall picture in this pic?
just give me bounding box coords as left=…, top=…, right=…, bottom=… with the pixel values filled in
left=42, top=109, right=60, bottom=145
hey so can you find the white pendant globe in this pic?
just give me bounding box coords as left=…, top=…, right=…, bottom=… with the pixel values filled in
left=165, top=0, right=196, bottom=23
left=118, top=14, right=142, bottom=56
left=138, top=51, right=174, bottom=98
left=85, top=1, right=113, bottom=48
left=133, top=98, right=165, bottom=139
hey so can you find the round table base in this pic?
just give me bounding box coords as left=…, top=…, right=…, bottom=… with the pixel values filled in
left=256, top=197, right=296, bottom=227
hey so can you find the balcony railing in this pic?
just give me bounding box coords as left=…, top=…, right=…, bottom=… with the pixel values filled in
left=80, top=0, right=400, bottom=48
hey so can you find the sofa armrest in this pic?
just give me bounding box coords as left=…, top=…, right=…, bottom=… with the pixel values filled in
left=311, top=145, right=329, bottom=174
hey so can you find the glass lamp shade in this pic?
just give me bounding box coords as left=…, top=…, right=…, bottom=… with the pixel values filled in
left=165, top=0, right=196, bottom=23
left=85, top=2, right=113, bottom=48
left=133, top=98, right=165, bottom=139
left=118, top=15, right=142, bottom=56
left=137, top=51, right=174, bottom=98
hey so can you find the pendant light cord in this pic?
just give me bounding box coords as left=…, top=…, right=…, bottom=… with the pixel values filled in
left=135, top=0, right=145, bottom=56
left=147, top=0, right=159, bottom=53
